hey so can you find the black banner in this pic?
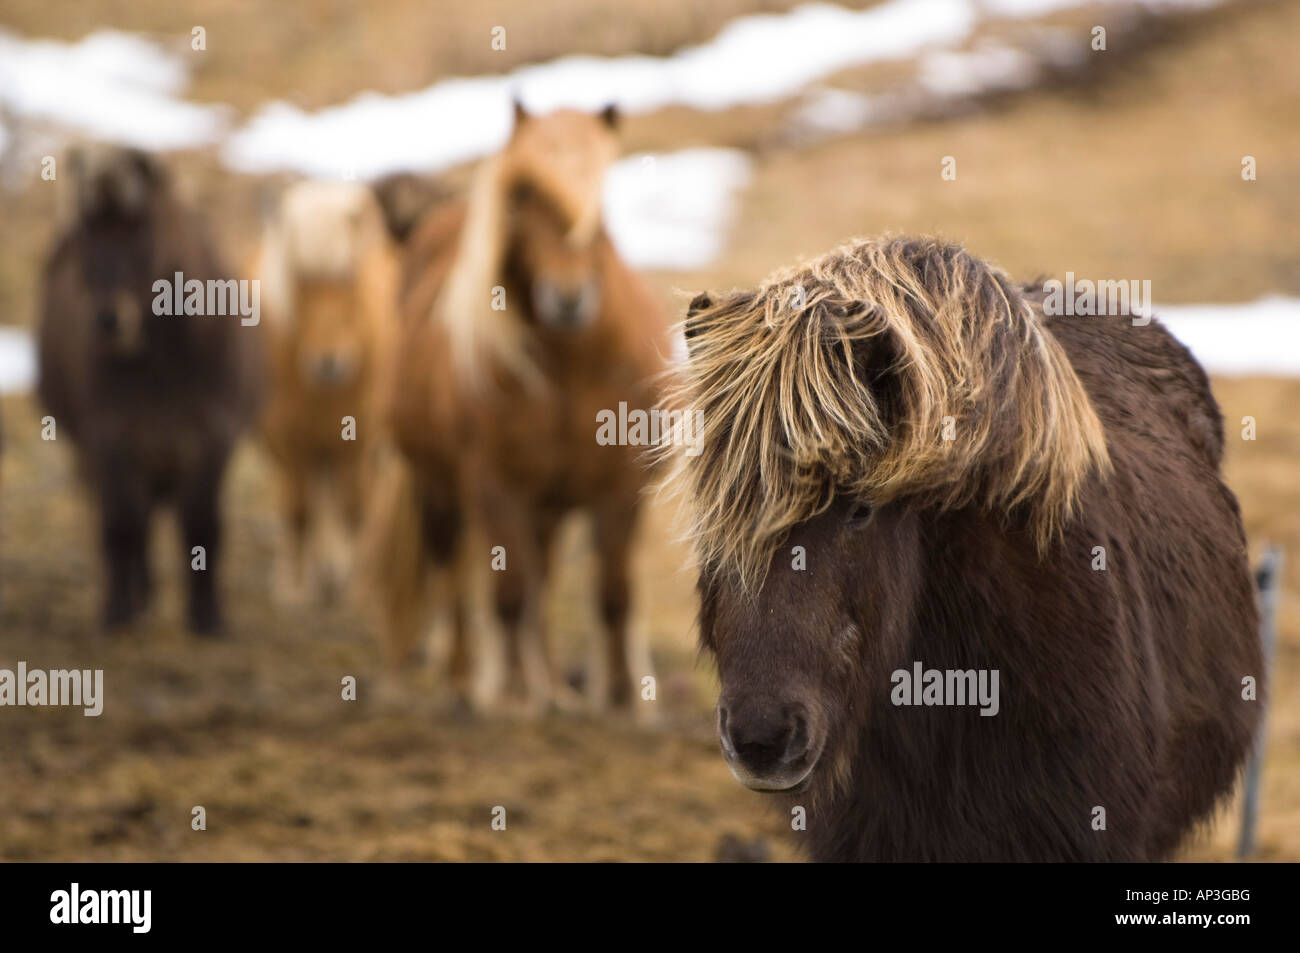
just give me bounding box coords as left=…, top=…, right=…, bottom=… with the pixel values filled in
left=0, top=861, right=1281, bottom=940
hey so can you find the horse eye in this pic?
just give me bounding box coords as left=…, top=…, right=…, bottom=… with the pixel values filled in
left=845, top=502, right=874, bottom=529
left=510, top=181, right=535, bottom=206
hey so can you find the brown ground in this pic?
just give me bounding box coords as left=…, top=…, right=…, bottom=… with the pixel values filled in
left=0, top=0, right=1297, bottom=861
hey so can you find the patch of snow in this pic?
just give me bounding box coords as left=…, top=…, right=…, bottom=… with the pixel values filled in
left=0, top=30, right=227, bottom=151
left=0, top=327, right=36, bottom=395
left=918, top=42, right=1040, bottom=97
left=1158, top=298, right=1300, bottom=376
left=222, top=0, right=980, bottom=179
left=604, top=149, right=753, bottom=271
left=790, top=87, right=881, bottom=136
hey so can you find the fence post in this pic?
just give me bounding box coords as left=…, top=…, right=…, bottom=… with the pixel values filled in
left=1238, top=545, right=1282, bottom=860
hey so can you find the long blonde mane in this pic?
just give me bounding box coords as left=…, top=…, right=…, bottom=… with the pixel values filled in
left=434, top=108, right=619, bottom=388
left=258, top=179, right=390, bottom=323
left=667, top=236, right=1112, bottom=589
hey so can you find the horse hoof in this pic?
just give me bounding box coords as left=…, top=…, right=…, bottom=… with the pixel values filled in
left=189, top=614, right=226, bottom=638
left=101, top=605, right=134, bottom=635
left=440, top=693, right=477, bottom=723
left=549, top=684, right=586, bottom=715
left=497, top=693, right=547, bottom=721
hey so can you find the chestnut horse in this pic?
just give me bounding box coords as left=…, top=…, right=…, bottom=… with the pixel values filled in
left=673, top=237, right=1261, bottom=860
left=256, top=180, right=398, bottom=605
left=363, top=104, right=672, bottom=711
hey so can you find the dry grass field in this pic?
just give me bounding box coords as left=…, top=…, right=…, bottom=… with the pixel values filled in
left=0, top=0, right=1296, bottom=860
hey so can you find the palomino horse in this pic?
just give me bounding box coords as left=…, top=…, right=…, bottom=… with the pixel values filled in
left=363, top=104, right=672, bottom=711
left=673, top=237, right=1261, bottom=860
left=256, top=180, right=398, bottom=605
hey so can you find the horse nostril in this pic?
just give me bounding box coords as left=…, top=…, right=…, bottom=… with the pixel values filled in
left=789, top=711, right=809, bottom=754
left=725, top=703, right=808, bottom=774
left=96, top=308, right=117, bottom=333
left=556, top=293, right=584, bottom=325
left=307, top=353, right=353, bottom=387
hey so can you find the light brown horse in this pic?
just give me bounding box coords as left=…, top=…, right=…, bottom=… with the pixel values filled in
left=362, top=104, right=672, bottom=712
left=256, top=180, right=399, bottom=605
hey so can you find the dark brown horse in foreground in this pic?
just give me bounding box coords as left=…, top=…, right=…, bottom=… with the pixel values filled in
left=674, top=237, right=1261, bottom=860
left=37, top=146, right=263, bottom=634
left=363, top=105, right=672, bottom=712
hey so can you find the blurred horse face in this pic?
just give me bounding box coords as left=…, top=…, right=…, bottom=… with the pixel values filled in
left=506, top=182, right=602, bottom=331
left=78, top=212, right=156, bottom=358
left=293, top=279, right=365, bottom=389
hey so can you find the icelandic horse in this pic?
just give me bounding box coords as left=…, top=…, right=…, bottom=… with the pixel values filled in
left=256, top=180, right=399, bottom=605
left=672, top=236, right=1262, bottom=860
left=363, top=104, right=672, bottom=712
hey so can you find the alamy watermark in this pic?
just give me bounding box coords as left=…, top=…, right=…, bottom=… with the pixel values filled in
left=152, top=272, right=260, bottom=326
left=50, top=883, right=150, bottom=933
left=596, top=401, right=704, bottom=456
left=1043, top=273, right=1152, bottom=326
left=0, top=662, right=104, bottom=716
left=890, top=661, right=999, bottom=716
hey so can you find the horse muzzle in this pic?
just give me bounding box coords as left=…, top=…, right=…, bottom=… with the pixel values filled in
left=532, top=280, right=599, bottom=330
left=717, top=699, right=821, bottom=793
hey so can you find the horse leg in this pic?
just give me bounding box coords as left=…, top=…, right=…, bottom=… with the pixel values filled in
left=483, top=498, right=548, bottom=714
left=338, top=450, right=366, bottom=552
left=331, top=447, right=371, bottom=601
left=422, top=494, right=470, bottom=701
left=531, top=511, right=585, bottom=710
left=274, top=460, right=311, bottom=607
left=312, top=463, right=352, bottom=605
left=99, top=466, right=148, bottom=633
left=592, top=492, right=640, bottom=711
left=379, top=580, right=428, bottom=670
left=179, top=453, right=227, bottom=636
left=444, top=568, right=472, bottom=708
left=129, top=504, right=153, bottom=619
left=494, top=558, right=541, bottom=710
left=362, top=460, right=437, bottom=671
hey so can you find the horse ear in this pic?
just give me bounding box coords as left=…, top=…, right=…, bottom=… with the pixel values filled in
left=127, top=148, right=165, bottom=189
left=370, top=172, right=446, bottom=244
left=683, top=292, right=716, bottom=358
left=513, top=98, right=530, bottom=127
left=66, top=146, right=89, bottom=215
left=507, top=178, right=536, bottom=209
left=599, top=103, right=620, bottom=129
left=857, top=320, right=906, bottom=431
left=125, top=149, right=169, bottom=213
left=685, top=293, right=713, bottom=335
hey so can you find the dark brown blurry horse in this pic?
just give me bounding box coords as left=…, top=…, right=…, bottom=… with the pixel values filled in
left=362, top=104, right=672, bottom=712
left=673, top=236, right=1261, bottom=861
left=37, top=146, right=263, bottom=634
